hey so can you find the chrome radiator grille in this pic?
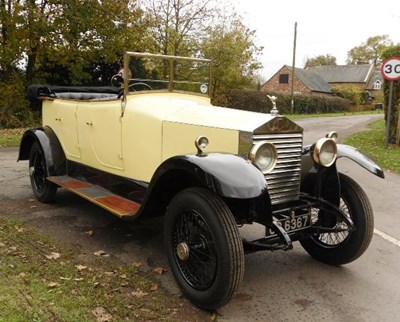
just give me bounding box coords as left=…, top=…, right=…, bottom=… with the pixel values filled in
left=253, top=133, right=303, bottom=205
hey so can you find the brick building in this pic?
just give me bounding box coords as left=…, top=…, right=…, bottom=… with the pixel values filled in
left=261, top=64, right=383, bottom=99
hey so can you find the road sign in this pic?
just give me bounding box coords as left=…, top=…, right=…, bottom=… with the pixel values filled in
left=381, top=57, right=400, bottom=81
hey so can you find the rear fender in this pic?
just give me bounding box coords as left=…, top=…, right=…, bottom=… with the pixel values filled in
left=18, top=127, right=66, bottom=176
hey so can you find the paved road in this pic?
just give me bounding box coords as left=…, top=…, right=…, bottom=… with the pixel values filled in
left=1, top=113, right=399, bottom=322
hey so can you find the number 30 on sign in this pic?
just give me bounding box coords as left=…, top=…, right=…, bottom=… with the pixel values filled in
left=381, top=57, right=400, bottom=81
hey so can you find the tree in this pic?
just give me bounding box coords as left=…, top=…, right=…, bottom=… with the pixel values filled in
left=346, top=35, right=393, bottom=65
left=0, top=0, right=27, bottom=81
left=304, top=54, right=337, bottom=68
left=143, top=0, right=216, bottom=58
left=35, top=0, right=148, bottom=85
left=201, top=15, right=263, bottom=98
left=0, top=0, right=148, bottom=126
left=143, top=0, right=263, bottom=98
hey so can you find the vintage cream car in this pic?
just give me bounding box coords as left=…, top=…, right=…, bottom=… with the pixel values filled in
left=19, top=52, right=384, bottom=310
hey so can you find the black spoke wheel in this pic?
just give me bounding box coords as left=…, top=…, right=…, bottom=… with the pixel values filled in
left=29, top=142, right=57, bottom=203
left=300, top=173, right=374, bottom=265
left=165, top=188, right=244, bottom=310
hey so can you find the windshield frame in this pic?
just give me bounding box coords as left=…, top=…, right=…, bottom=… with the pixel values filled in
left=123, top=52, right=212, bottom=98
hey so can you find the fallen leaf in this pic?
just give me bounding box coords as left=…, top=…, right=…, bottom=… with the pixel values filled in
left=75, top=264, right=87, bottom=271
left=131, top=288, right=149, bottom=298
left=0, top=242, right=5, bottom=247
left=150, top=283, right=158, bottom=291
left=94, top=250, right=106, bottom=257
left=45, top=252, right=60, bottom=260
left=92, top=306, right=112, bottom=322
left=153, top=267, right=167, bottom=275
left=48, top=282, right=59, bottom=288
left=140, top=308, right=152, bottom=313
left=132, top=261, right=143, bottom=268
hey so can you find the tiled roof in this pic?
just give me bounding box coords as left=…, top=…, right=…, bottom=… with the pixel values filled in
left=286, top=65, right=332, bottom=93
left=307, top=64, right=374, bottom=83
left=366, top=70, right=383, bottom=89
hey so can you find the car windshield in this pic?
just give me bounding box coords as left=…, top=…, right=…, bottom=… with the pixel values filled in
left=123, top=52, right=211, bottom=96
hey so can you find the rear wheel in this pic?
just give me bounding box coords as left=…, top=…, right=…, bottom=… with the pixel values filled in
left=29, top=141, right=57, bottom=203
left=300, top=173, right=374, bottom=265
left=164, top=188, right=244, bottom=310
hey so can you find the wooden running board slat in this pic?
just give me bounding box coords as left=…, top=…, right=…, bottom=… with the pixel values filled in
left=47, top=175, right=140, bottom=218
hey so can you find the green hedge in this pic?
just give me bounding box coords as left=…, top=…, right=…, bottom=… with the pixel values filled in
left=213, top=89, right=351, bottom=114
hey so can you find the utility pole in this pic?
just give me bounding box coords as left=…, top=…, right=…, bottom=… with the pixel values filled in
left=290, top=22, right=297, bottom=114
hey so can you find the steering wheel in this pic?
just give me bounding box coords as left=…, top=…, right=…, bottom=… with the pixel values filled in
left=117, top=82, right=153, bottom=98
left=128, top=82, right=153, bottom=91
left=111, top=73, right=124, bottom=87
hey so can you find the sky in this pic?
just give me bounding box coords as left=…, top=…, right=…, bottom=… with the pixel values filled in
left=231, top=0, right=400, bottom=81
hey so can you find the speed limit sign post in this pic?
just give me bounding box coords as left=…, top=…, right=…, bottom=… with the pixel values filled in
left=381, top=57, right=400, bottom=149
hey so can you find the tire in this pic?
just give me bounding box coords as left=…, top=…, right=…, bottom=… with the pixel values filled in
left=164, top=187, right=244, bottom=310
left=300, top=173, right=374, bottom=265
left=29, top=141, right=57, bottom=203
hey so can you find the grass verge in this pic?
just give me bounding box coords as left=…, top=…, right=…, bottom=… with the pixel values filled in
left=344, top=119, right=400, bottom=174
left=0, top=217, right=207, bottom=322
left=287, top=110, right=382, bottom=120
left=0, top=128, right=27, bottom=147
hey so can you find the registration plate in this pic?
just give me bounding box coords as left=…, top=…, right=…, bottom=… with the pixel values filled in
left=267, top=214, right=311, bottom=237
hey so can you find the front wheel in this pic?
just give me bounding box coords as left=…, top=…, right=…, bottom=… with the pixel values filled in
left=29, top=141, right=57, bottom=203
left=164, top=188, right=244, bottom=310
left=300, top=173, right=374, bottom=265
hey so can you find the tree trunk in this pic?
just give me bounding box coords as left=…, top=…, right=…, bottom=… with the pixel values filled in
left=26, top=50, right=37, bottom=83
left=397, top=111, right=400, bottom=146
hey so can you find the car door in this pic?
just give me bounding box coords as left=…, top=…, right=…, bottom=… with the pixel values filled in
left=77, top=100, right=124, bottom=172
left=48, top=100, right=81, bottom=159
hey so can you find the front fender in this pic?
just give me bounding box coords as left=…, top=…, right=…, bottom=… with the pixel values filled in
left=151, top=153, right=267, bottom=199
left=139, top=153, right=271, bottom=225
left=18, top=127, right=66, bottom=176
left=337, top=144, right=385, bottom=179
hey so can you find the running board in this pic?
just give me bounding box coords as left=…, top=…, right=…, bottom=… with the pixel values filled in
left=47, top=175, right=140, bottom=218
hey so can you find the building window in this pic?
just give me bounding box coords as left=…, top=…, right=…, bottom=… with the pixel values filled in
left=279, top=74, right=289, bottom=84
left=373, top=80, right=382, bottom=90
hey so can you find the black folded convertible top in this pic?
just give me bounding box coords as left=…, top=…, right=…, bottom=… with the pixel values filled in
left=26, top=84, right=121, bottom=102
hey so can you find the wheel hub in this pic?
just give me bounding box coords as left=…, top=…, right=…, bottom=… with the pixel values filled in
left=176, top=242, right=190, bottom=261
